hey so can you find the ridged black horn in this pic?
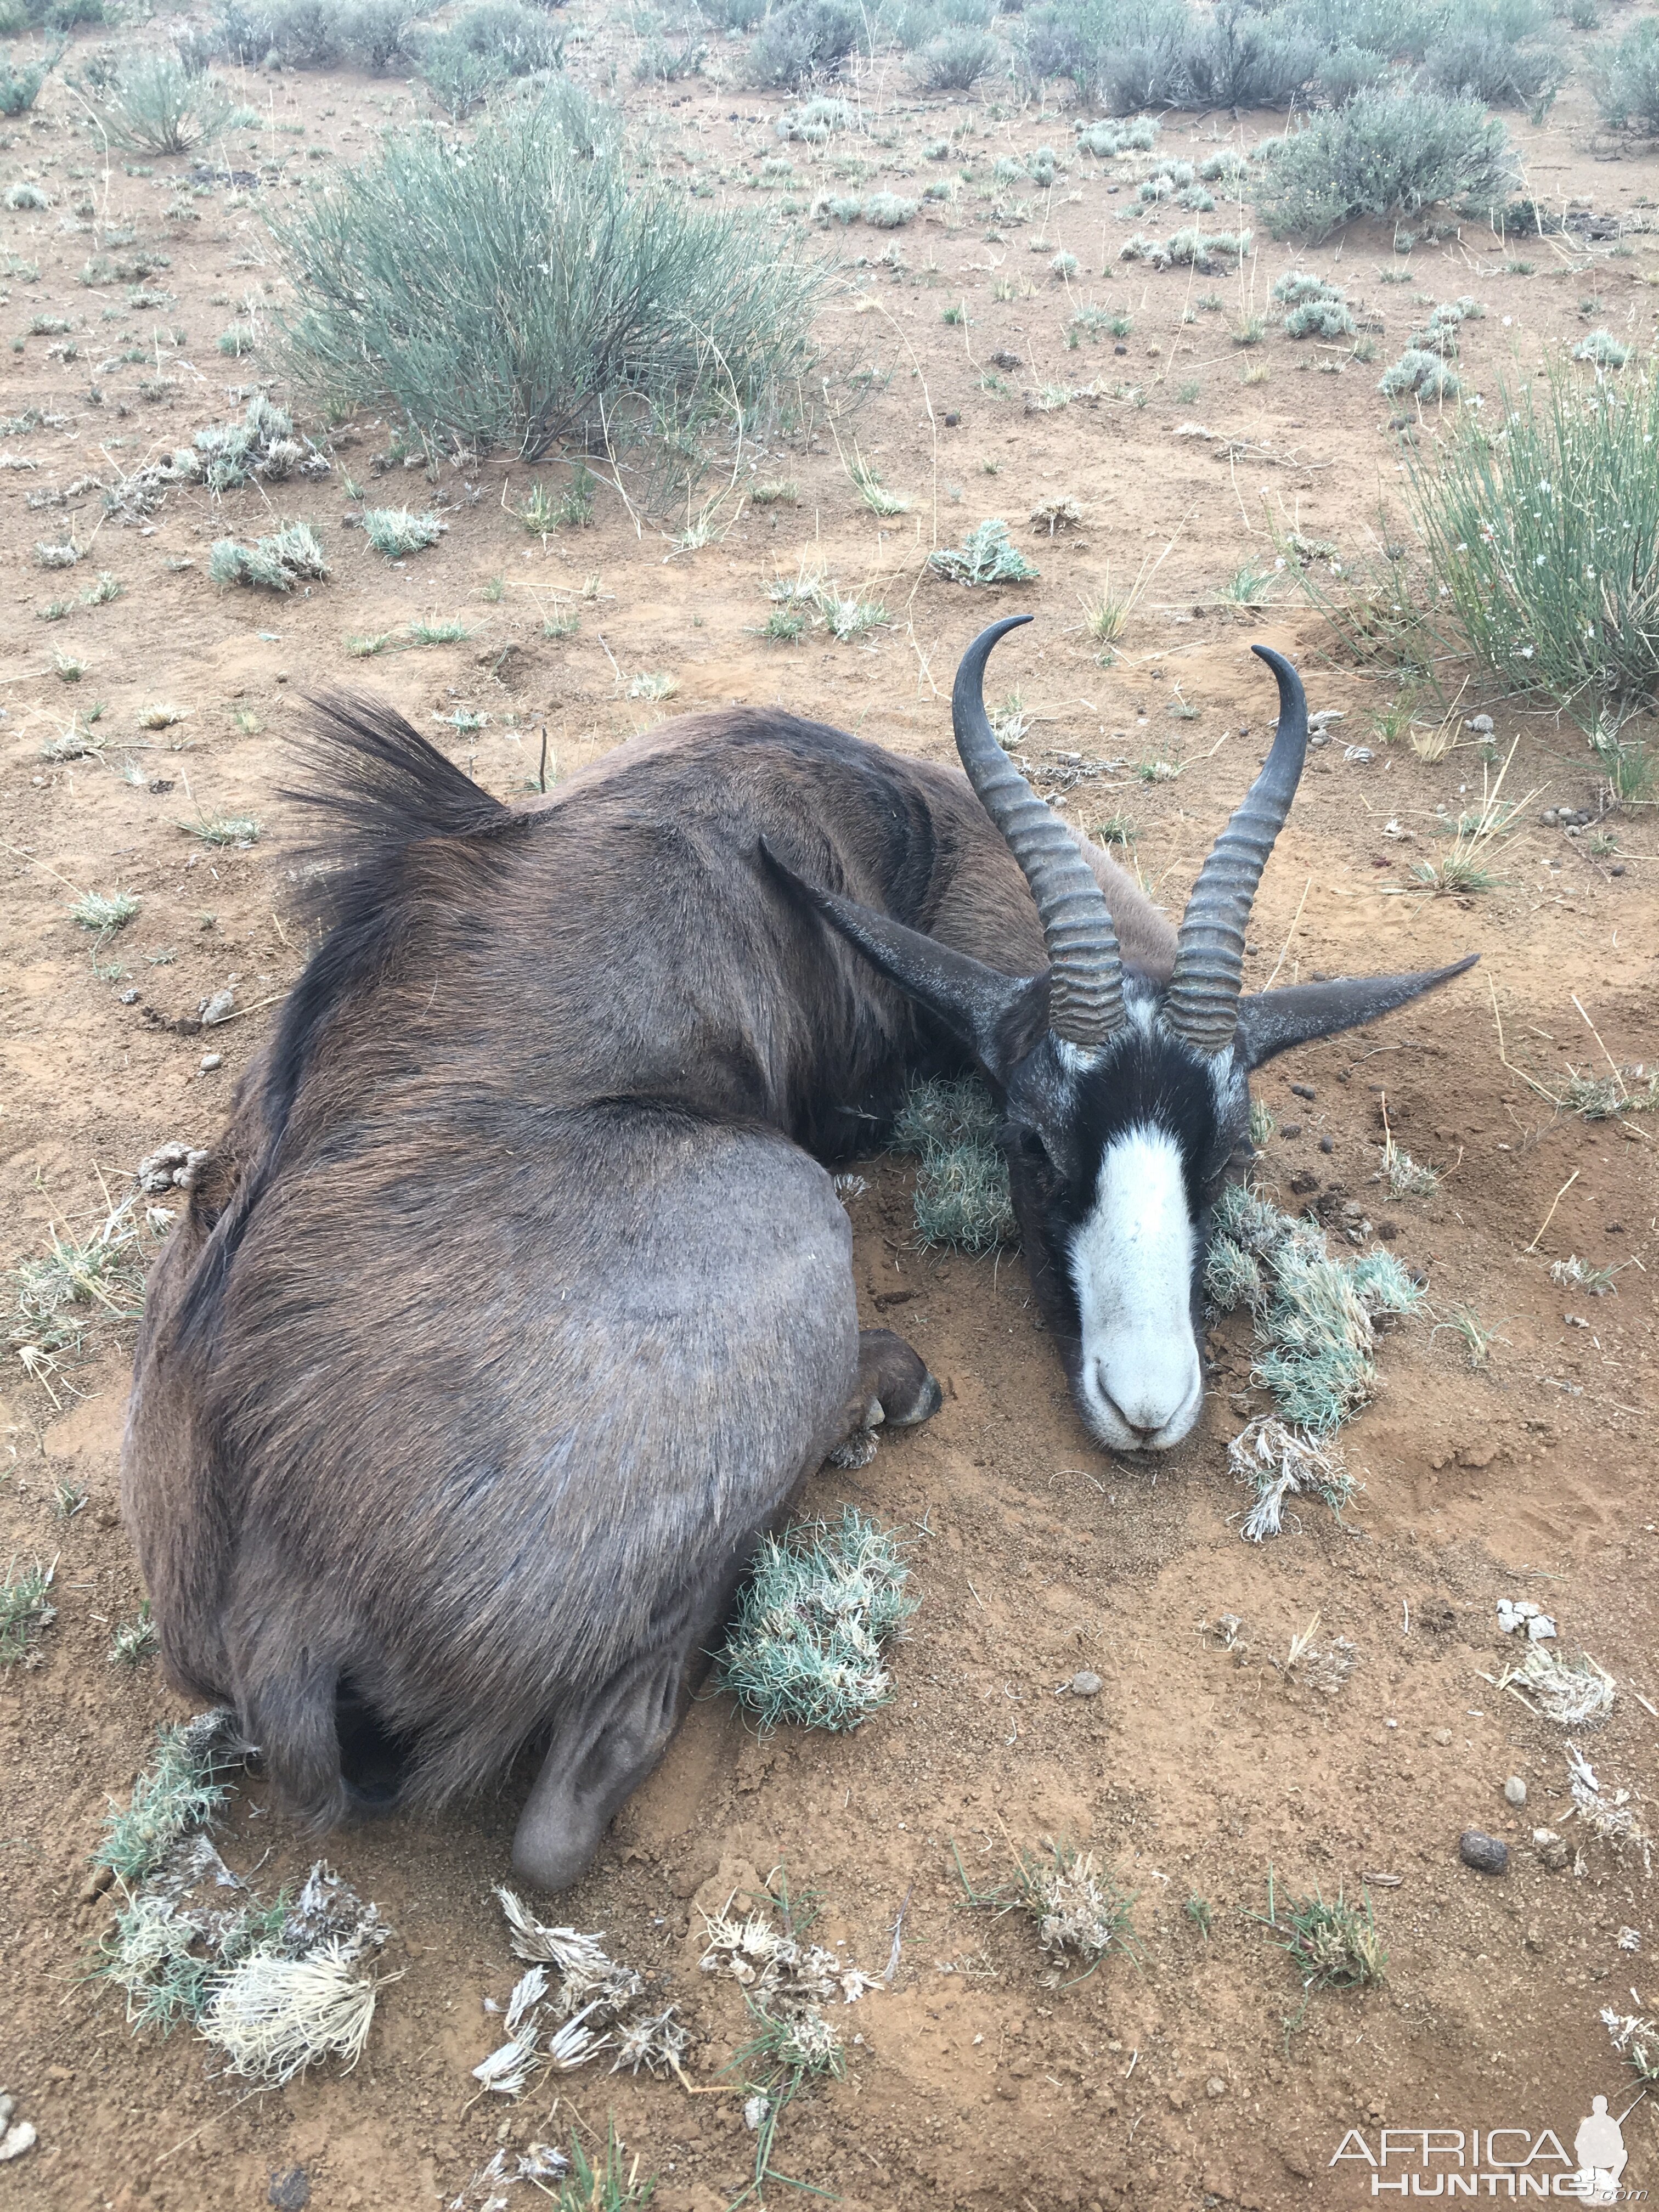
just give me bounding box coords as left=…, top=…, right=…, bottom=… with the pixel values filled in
left=952, top=617, right=1125, bottom=1048
left=1165, top=644, right=1309, bottom=1057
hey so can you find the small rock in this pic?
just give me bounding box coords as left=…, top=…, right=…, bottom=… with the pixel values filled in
left=943, top=410, right=960, bottom=427
left=200, top=1052, right=223, bottom=1071
left=1532, top=1827, right=1568, bottom=1872
left=198, top=988, right=235, bottom=1026
left=78, top=1865, right=115, bottom=1905
left=1527, top=1613, right=1557, bottom=1643
left=743, top=2095, right=771, bottom=2133
left=0, top=2120, right=36, bottom=2164
left=1318, top=1135, right=1335, bottom=1155
left=1465, top=714, right=1494, bottom=734
left=1496, top=1597, right=1541, bottom=1635
left=1619, top=1927, right=1641, bottom=1953
left=1504, top=1776, right=1527, bottom=1808
left=1460, top=1828, right=1508, bottom=1876
left=1432, top=1727, right=1453, bottom=1746
left=1206, top=2076, right=1227, bottom=2099
left=119, top=988, right=139, bottom=1006
left=1065, top=1671, right=1103, bottom=1698
left=268, top=2168, right=312, bottom=2212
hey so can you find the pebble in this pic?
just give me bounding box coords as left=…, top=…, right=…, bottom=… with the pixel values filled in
left=1318, top=1135, right=1335, bottom=1154
left=1065, top=1671, right=1103, bottom=1698
left=1533, top=1827, right=1568, bottom=1872
left=1432, top=1727, right=1453, bottom=1746
left=1465, top=714, right=1494, bottom=734
left=1504, top=1776, right=1527, bottom=1808
left=199, top=987, right=236, bottom=1026
left=268, top=2166, right=312, bottom=2212
left=0, top=2108, right=35, bottom=2165
left=1459, top=1828, right=1508, bottom=1876
left=1206, top=2076, right=1228, bottom=2099
left=200, top=1052, right=223, bottom=1071
left=119, top=987, right=139, bottom=1005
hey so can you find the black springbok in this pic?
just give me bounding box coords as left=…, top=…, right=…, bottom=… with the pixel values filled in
left=121, top=618, right=1473, bottom=1886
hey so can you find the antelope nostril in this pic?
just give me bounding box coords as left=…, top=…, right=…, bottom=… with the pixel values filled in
left=1094, top=1378, right=1157, bottom=1445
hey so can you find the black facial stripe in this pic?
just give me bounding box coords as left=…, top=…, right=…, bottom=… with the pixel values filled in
left=1005, top=1030, right=1234, bottom=1227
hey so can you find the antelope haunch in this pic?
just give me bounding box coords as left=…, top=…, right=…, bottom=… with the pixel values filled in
left=121, top=619, right=1474, bottom=1887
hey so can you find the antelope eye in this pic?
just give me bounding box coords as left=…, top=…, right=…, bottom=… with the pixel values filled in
left=1012, top=1126, right=1062, bottom=1186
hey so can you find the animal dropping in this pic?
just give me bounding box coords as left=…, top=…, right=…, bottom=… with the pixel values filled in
left=121, top=621, right=1475, bottom=1887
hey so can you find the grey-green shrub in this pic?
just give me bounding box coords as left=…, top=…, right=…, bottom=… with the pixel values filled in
left=0, top=41, right=60, bottom=114
left=209, top=521, right=328, bottom=591
left=98, top=54, right=234, bottom=153
left=1020, top=0, right=1314, bottom=111
left=1255, top=88, right=1517, bottom=241
left=1312, top=41, right=1389, bottom=103
left=441, top=0, right=563, bottom=72
left=1378, top=346, right=1459, bottom=399
left=1590, top=19, right=1659, bottom=132
left=718, top=1510, right=916, bottom=1732
left=273, top=85, right=827, bottom=483
left=1406, top=361, right=1659, bottom=733
left=889, top=1075, right=1014, bottom=1251
left=864, top=190, right=917, bottom=227
left=744, top=0, right=869, bottom=88
left=1018, top=0, right=1189, bottom=111
left=1272, top=269, right=1354, bottom=339
left=1421, top=27, right=1564, bottom=115
left=913, top=22, right=998, bottom=87
left=417, top=31, right=504, bottom=110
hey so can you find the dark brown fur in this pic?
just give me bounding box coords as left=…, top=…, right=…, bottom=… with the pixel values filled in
left=122, top=699, right=1171, bottom=1883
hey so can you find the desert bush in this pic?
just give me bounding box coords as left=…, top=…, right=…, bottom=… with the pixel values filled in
left=343, top=0, right=434, bottom=67
left=913, top=22, right=999, bottom=86
left=1256, top=88, right=1517, bottom=240
left=1378, top=345, right=1459, bottom=398
left=417, top=30, right=503, bottom=109
left=209, top=521, right=328, bottom=590
left=1408, top=362, right=1659, bottom=736
left=441, top=0, right=563, bottom=72
left=1017, top=0, right=1188, bottom=110
left=1590, top=19, right=1659, bottom=133
left=744, top=0, right=868, bottom=87
left=695, top=0, right=768, bottom=28
left=274, top=85, right=827, bottom=487
left=1312, top=40, right=1389, bottom=102
left=1177, top=0, right=1316, bottom=106
left=1420, top=25, right=1565, bottom=113
left=1020, top=0, right=1317, bottom=109
left=1274, top=0, right=1448, bottom=61
left=719, top=1509, right=916, bottom=1731
left=0, top=41, right=59, bottom=113
left=864, top=189, right=917, bottom=225
left=1075, top=112, right=1158, bottom=153
left=776, top=91, right=855, bottom=137
left=97, top=54, right=234, bottom=153
left=1273, top=270, right=1355, bottom=338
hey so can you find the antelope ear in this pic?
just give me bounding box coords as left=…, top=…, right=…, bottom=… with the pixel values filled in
left=1233, top=955, right=1478, bottom=1071
left=760, top=838, right=1039, bottom=1076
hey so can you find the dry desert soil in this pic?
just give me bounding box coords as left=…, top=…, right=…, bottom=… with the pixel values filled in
left=2, top=14, right=1657, bottom=2212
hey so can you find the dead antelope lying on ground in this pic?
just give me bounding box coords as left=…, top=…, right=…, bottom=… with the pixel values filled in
left=122, top=616, right=1473, bottom=1888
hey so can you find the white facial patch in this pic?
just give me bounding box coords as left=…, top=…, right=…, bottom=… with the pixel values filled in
left=1068, top=1125, right=1204, bottom=1452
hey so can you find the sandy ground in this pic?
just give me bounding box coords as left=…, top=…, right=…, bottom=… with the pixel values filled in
left=2, top=15, right=1657, bottom=2211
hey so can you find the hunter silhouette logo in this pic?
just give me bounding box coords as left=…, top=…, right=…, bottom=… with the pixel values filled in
left=1328, top=2091, right=1647, bottom=2199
